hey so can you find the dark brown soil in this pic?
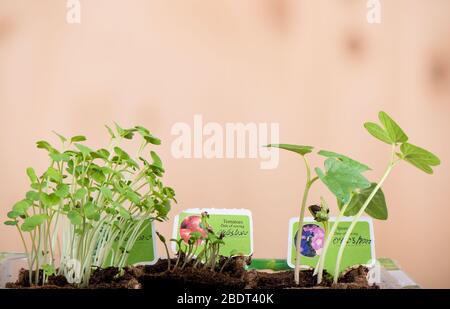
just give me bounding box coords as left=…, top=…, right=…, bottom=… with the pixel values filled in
left=6, top=258, right=377, bottom=289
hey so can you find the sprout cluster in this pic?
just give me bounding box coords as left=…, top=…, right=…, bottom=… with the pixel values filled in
left=4, top=124, right=176, bottom=287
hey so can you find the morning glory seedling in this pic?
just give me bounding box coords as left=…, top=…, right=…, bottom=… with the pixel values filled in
left=329, top=111, right=440, bottom=283
left=266, top=144, right=318, bottom=285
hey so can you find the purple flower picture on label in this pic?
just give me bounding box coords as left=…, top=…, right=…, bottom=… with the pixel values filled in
left=294, top=224, right=325, bottom=257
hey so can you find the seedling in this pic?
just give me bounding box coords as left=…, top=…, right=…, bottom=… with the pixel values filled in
left=266, top=144, right=318, bottom=285
left=328, top=111, right=440, bottom=283
left=268, top=111, right=440, bottom=286
left=4, top=124, right=176, bottom=286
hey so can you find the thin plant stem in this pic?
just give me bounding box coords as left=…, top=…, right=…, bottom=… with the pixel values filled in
left=333, top=145, right=397, bottom=283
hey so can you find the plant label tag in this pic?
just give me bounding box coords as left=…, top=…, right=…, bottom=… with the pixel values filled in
left=106, top=219, right=158, bottom=266
left=172, top=208, right=253, bottom=256
left=287, top=217, right=375, bottom=274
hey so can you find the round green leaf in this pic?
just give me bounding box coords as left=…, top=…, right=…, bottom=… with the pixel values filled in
left=12, top=200, right=32, bottom=216
left=68, top=210, right=83, bottom=225
left=21, top=214, right=48, bottom=232
left=340, top=183, right=388, bottom=220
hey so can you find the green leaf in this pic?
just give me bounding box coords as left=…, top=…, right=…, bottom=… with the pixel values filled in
left=93, top=149, right=110, bottom=160
left=116, top=205, right=131, bottom=220
left=364, top=122, right=392, bottom=144
left=84, top=202, right=100, bottom=221
left=378, top=111, right=408, bottom=144
left=125, top=190, right=141, bottom=204
left=68, top=210, right=83, bottom=225
left=36, top=140, right=54, bottom=152
left=52, top=131, right=67, bottom=143
left=74, top=188, right=87, bottom=200
left=338, top=183, right=388, bottom=220
left=318, top=150, right=371, bottom=172
left=13, top=200, right=32, bottom=216
left=315, top=158, right=371, bottom=204
left=55, top=184, right=69, bottom=198
left=26, top=191, right=40, bottom=201
left=21, top=214, right=48, bottom=232
left=4, top=220, right=18, bottom=226
left=89, top=167, right=106, bottom=183
left=75, top=143, right=93, bottom=158
left=26, top=168, right=38, bottom=184
left=266, top=144, right=313, bottom=156
left=45, top=167, right=62, bottom=182
left=400, top=143, right=440, bottom=174
left=50, top=153, right=70, bottom=162
left=7, top=211, right=20, bottom=219
left=41, top=264, right=55, bottom=276
left=100, top=187, right=113, bottom=200
left=105, top=125, right=115, bottom=139
left=114, top=147, right=130, bottom=160
left=150, top=151, right=163, bottom=169
left=40, top=193, right=61, bottom=207
left=144, top=135, right=161, bottom=145
left=70, top=135, right=87, bottom=143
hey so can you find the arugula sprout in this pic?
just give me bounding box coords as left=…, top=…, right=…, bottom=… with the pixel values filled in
left=4, top=124, right=175, bottom=287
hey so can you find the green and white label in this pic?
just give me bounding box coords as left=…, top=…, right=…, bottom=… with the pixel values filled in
left=172, top=209, right=253, bottom=256
left=287, top=217, right=375, bottom=274
left=127, top=220, right=157, bottom=265
left=106, top=219, right=157, bottom=266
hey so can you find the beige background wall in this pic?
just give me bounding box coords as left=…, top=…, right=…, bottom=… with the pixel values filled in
left=1, top=0, right=449, bottom=288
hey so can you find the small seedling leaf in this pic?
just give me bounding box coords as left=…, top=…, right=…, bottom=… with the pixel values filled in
left=4, top=220, right=18, bottom=226
left=338, top=183, right=388, bottom=220
left=266, top=144, right=313, bottom=156
left=400, top=143, right=440, bottom=174
left=21, top=214, right=48, bottom=232
left=378, top=111, right=408, bottom=144
left=26, top=167, right=38, bottom=184
left=364, top=122, right=392, bottom=144
left=318, top=150, right=371, bottom=172
left=13, top=200, right=32, bottom=216
left=68, top=210, right=83, bottom=225
left=70, top=135, right=87, bottom=143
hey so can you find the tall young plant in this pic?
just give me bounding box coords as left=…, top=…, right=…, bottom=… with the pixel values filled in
left=330, top=111, right=440, bottom=283
left=266, top=144, right=318, bottom=285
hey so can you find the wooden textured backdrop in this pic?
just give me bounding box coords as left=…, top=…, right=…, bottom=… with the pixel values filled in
left=0, top=0, right=449, bottom=287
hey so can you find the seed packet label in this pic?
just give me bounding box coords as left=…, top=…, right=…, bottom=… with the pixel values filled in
left=287, top=217, right=375, bottom=274
left=127, top=220, right=157, bottom=265
left=172, top=209, right=253, bottom=256
left=106, top=220, right=157, bottom=266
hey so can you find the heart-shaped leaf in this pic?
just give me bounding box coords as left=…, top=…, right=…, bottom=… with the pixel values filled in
left=338, top=183, right=388, bottom=220
left=318, top=150, right=371, bottom=172
left=316, top=158, right=371, bottom=204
